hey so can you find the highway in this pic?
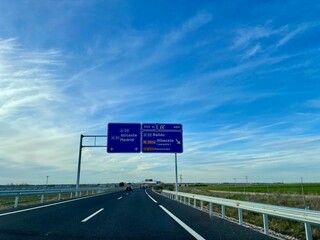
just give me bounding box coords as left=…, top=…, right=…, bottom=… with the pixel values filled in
left=0, top=188, right=275, bottom=239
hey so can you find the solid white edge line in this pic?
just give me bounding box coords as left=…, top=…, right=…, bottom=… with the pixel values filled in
left=118, top=196, right=123, bottom=200
left=159, top=205, right=205, bottom=240
left=81, top=208, right=104, bottom=223
left=0, top=192, right=111, bottom=217
left=145, top=190, right=157, bottom=203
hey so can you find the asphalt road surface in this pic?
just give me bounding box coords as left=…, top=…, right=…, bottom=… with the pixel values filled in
left=0, top=188, right=275, bottom=239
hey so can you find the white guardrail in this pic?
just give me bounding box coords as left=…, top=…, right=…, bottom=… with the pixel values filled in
left=162, top=190, right=320, bottom=240
left=0, top=187, right=118, bottom=209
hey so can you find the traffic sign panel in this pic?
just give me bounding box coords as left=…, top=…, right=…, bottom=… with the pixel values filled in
left=142, top=123, right=183, bottom=153
left=107, top=123, right=141, bottom=153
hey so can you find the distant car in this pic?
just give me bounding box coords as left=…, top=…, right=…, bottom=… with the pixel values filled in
left=125, top=186, right=133, bottom=191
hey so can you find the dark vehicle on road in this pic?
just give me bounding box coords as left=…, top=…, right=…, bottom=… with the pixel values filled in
left=125, top=186, right=133, bottom=191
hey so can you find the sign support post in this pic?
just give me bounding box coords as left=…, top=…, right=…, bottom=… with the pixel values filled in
left=75, top=135, right=107, bottom=197
left=76, top=134, right=83, bottom=197
left=175, top=153, right=179, bottom=200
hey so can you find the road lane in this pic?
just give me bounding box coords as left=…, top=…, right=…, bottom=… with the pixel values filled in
left=79, top=188, right=194, bottom=239
left=0, top=191, right=125, bottom=240
left=0, top=189, right=194, bottom=239
left=159, top=205, right=205, bottom=240
left=147, top=188, right=275, bottom=240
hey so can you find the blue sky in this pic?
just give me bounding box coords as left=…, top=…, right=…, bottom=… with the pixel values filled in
left=0, top=1, right=319, bottom=184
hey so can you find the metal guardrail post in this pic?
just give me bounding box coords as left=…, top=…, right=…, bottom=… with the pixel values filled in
left=209, top=202, right=213, bottom=218
left=188, top=197, right=190, bottom=206
left=263, top=214, right=269, bottom=235
left=304, top=222, right=312, bottom=240
left=194, top=199, right=196, bottom=208
left=200, top=200, right=204, bottom=210
left=222, top=205, right=226, bottom=219
left=58, top=192, right=61, bottom=201
left=70, top=192, right=73, bottom=198
left=41, top=195, right=44, bottom=203
left=238, top=209, right=243, bottom=225
left=14, top=195, right=19, bottom=208
left=87, top=191, right=89, bottom=196
left=184, top=196, right=186, bottom=204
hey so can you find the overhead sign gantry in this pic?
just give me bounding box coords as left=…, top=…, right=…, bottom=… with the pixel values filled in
left=77, top=123, right=183, bottom=200
left=106, top=122, right=183, bottom=200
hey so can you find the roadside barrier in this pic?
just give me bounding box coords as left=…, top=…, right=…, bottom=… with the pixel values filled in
left=162, top=190, right=320, bottom=240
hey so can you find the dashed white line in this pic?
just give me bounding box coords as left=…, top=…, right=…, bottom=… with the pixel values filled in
left=145, top=190, right=157, bottom=203
left=159, top=205, right=205, bottom=240
left=118, top=196, right=123, bottom=200
left=81, top=208, right=104, bottom=223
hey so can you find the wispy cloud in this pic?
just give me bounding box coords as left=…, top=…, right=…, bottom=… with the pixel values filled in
left=0, top=39, right=63, bottom=119
left=276, top=24, right=309, bottom=48
left=243, top=44, right=261, bottom=59
left=0, top=39, right=88, bottom=183
left=232, top=25, right=285, bottom=49
left=163, top=12, right=213, bottom=45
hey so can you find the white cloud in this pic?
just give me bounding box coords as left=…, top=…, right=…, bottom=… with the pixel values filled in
left=0, top=39, right=64, bottom=119
left=0, top=39, right=85, bottom=184
left=163, top=12, right=213, bottom=45
left=232, top=25, right=285, bottom=49
left=243, top=44, right=261, bottom=59
left=276, top=24, right=309, bottom=48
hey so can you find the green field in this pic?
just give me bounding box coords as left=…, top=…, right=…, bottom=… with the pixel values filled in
left=183, top=183, right=320, bottom=195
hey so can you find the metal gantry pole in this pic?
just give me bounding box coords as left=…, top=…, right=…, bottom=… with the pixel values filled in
left=75, top=134, right=107, bottom=198
left=76, top=134, right=83, bottom=197
left=175, top=153, right=179, bottom=200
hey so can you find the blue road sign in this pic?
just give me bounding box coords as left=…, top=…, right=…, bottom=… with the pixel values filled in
left=107, top=123, right=141, bottom=153
left=142, top=123, right=183, bottom=153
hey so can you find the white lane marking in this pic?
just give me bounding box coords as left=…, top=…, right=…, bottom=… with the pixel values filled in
left=118, top=196, right=123, bottom=200
left=81, top=208, right=104, bottom=223
left=0, top=193, right=110, bottom=217
left=159, top=205, right=205, bottom=240
left=145, top=190, right=157, bottom=203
